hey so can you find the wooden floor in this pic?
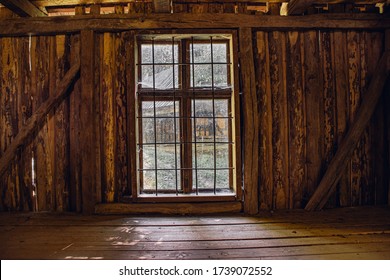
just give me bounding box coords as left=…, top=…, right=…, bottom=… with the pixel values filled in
left=1, top=206, right=390, bottom=260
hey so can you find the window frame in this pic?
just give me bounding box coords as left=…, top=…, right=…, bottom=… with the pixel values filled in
left=131, top=30, right=242, bottom=203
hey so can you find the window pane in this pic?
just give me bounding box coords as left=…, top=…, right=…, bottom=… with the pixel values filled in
left=141, top=65, right=179, bottom=89
left=193, top=143, right=214, bottom=169
left=141, top=145, right=155, bottom=169
left=157, top=170, right=178, bottom=190
left=141, top=44, right=178, bottom=64
left=213, top=64, right=228, bottom=87
left=216, top=144, right=229, bottom=168
left=142, top=118, right=155, bottom=144
left=192, top=64, right=212, bottom=87
left=142, top=170, right=156, bottom=190
left=212, top=43, right=227, bottom=63
left=156, top=144, right=180, bottom=169
left=142, top=101, right=179, bottom=117
left=190, top=43, right=211, bottom=63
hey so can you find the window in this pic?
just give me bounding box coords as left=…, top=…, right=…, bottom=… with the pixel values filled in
left=136, top=33, right=240, bottom=200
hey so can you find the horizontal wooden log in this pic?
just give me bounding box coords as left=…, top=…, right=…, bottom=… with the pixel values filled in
left=95, top=202, right=242, bottom=214
left=305, top=51, right=390, bottom=211
left=0, top=13, right=389, bottom=36
left=0, top=61, right=80, bottom=178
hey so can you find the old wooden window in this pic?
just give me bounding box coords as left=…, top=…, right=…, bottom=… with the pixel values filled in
left=135, top=32, right=240, bottom=201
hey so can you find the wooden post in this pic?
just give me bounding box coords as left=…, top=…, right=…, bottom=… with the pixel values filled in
left=80, top=29, right=98, bottom=213
left=305, top=50, right=390, bottom=211
left=0, top=62, right=80, bottom=178
left=239, top=28, right=259, bottom=214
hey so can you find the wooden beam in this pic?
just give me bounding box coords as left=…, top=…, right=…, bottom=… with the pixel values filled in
left=80, top=29, right=99, bottom=214
left=0, top=0, right=47, bottom=17
left=305, top=51, right=390, bottom=211
left=153, top=0, right=171, bottom=13
left=287, top=0, right=314, bottom=15
left=239, top=28, right=259, bottom=215
left=0, top=61, right=80, bottom=178
left=0, top=13, right=389, bottom=36
left=95, top=202, right=242, bottom=214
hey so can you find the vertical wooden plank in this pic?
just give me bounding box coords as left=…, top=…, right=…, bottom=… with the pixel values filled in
left=368, top=31, right=386, bottom=205
left=303, top=30, right=324, bottom=206
left=333, top=30, right=350, bottom=207
left=69, top=33, right=81, bottom=212
left=347, top=31, right=363, bottom=206
left=51, top=35, right=70, bottom=211
left=256, top=31, right=273, bottom=210
left=34, top=36, right=54, bottom=211
left=269, top=31, right=289, bottom=209
left=239, top=28, right=259, bottom=214
left=0, top=37, right=19, bottom=210
left=115, top=32, right=128, bottom=199
left=80, top=30, right=98, bottom=213
left=321, top=31, right=337, bottom=208
left=18, top=36, right=34, bottom=211
left=286, top=31, right=305, bottom=209
left=94, top=33, right=102, bottom=205
left=126, top=31, right=136, bottom=198
left=101, top=33, right=116, bottom=203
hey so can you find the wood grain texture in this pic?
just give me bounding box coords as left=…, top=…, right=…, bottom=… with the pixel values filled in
left=286, top=31, right=305, bottom=209
left=1, top=14, right=390, bottom=36
left=269, top=31, right=289, bottom=209
left=80, top=30, right=98, bottom=213
left=239, top=28, right=259, bottom=214
left=305, top=50, right=390, bottom=211
left=303, top=30, right=324, bottom=207
left=256, top=31, right=273, bottom=210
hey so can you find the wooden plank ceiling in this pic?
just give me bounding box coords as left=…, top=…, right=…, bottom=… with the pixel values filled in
left=0, top=0, right=388, bottom=17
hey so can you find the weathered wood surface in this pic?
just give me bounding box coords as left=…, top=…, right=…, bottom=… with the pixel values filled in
left=1, top=14, right=390, bottom=36
left=0, top=0, right=47, bottom=17
left=239, top=28, right=259, bottom=214
left=305, top=50, right=390, bottom=211
left=0, top=61, right=80, bottom=179
left=255, top=29, right=387, bottom=210
left=1, top=206, right=390, bottom=259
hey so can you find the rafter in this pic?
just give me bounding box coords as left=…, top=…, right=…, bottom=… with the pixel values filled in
left=0, top=0, right=47, bottom=16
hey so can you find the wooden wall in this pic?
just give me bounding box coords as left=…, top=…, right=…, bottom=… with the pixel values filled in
left=256, top=30, right=389, bottom=210
left=0, top=28, right=389, bottom=212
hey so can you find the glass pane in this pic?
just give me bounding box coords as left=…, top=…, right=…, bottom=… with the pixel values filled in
left=154, top=118, right=179, bottom=143
left=213, top=43, right=227, bottom=63
left=196, top=170, right=214, bottom=189
left=141, top=65, right=179, bottom=89
left=192, top=100, right=213, bottom=117
left=192, top=64, right=212, bottom=87
left=216, top=170, right=229, bottom=190
left=193, top=143, right=214, bottom=169
left=213, top=64, right=228, bottom=87
left=157, top=170, right=178, bottom=190
left=142, top=118, right=155, bottom=144
left=156, top=144, right=180, bottom=169
left=141, top=145, right=155, bottom=169
left=193, top=118, right=213, bottom=142
left=190, top=43, right=211, bottom=63
left=216, top=144, right=229, bottom=168
left=142, top=170, right=156, bottom=190
left=142, top=101, right=179, bottom=117
left=141, top=44, right=179, bottom=64
left=141, top=44, right=153, bottom=64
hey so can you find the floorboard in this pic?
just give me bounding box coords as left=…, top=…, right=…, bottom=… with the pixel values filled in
left=0, top=206, right=390, bottom=260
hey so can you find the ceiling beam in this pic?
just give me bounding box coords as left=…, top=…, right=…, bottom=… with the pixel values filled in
left=0, top=0, right=47, bottom=16
left=0, top=13, right=389, bottom=36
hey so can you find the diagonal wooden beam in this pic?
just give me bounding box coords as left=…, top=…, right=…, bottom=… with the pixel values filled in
left=287, top=0, right=315, bottom=15
left=305, top=51, right=390, bottom=211
left=0, top=61, right=80, bottom=178
left=0, top=0, right=47, bottom=17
